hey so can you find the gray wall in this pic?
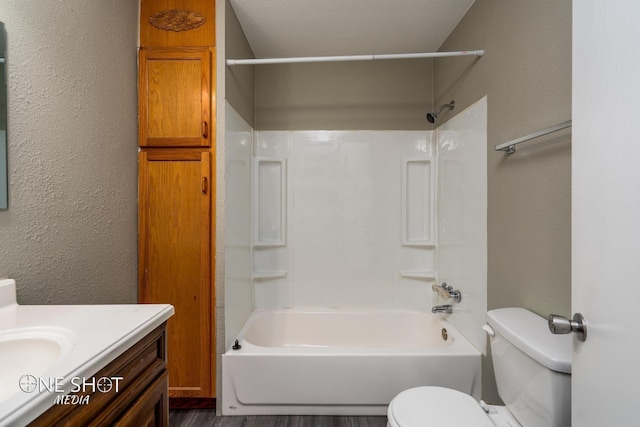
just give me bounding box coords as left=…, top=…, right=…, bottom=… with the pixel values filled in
left=226, top=3, right=435, bottom=132
left=434, top=0, right=572, bottom=402
left=255, top=59, right=433, bottom=130
left=225, top=0, right=255, bottom=127
left=0, top=1, right=139, bottom=304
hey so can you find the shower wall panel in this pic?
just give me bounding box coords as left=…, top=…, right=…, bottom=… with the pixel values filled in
left=437, top=96, right=488, bottom=353
left=253, top=130, right=437, bottom=308
left=224, top=102, right=254, bottom=348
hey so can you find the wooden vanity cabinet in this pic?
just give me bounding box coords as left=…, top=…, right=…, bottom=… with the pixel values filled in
left=30, top=324, right=169, bottom=427
left=138, top=149, right=213, bottom=398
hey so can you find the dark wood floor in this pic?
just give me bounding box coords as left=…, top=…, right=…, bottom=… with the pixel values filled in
left=169, top=409, right=388, bottom=427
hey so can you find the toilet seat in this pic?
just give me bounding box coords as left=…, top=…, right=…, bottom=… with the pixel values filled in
left=387, top=386, right=495, bottom=427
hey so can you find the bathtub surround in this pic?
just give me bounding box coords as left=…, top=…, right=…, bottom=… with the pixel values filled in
left=437, top=97, right=488, bottom=353
left=224, top=98, right=488, bottom=341
left=224, top=102, right=253, bottom=351
left=223, top=99, right=488, bottom=414
left=248, top=99, right=487, bottom=339
left=252, top=129, right=437, bottom=309
left=217, top=1, right=256, bottom=404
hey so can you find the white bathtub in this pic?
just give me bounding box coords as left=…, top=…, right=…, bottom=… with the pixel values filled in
left=222, top=308, right=481, bottom=415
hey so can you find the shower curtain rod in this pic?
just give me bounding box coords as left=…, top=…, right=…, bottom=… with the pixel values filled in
left=226, top=50, right=485, bottom=66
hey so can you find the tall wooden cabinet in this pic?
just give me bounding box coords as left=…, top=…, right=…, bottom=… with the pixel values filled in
left=138, top=0, right=216, bottom=403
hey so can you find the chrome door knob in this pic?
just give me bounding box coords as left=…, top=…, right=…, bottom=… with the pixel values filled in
left=548, top=313, right=587, bottom=342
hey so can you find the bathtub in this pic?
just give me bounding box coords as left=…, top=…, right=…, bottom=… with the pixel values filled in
left=222, top=308, right=481, bottom=415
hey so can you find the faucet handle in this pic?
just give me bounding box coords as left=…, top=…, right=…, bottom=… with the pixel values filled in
left=432, top=282, right=462, bottom=303
left=450, top=289, right=462, bottom=304
left=432, top=283, right=452, bottom=300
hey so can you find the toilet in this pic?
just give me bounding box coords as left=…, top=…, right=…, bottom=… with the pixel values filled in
left=387, top=307, right=572, bottom=426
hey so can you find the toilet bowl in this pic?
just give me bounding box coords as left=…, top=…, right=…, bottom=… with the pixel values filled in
left=386, top=386, right=520, bottom=427
left=386, top=307, right=572, bottom=427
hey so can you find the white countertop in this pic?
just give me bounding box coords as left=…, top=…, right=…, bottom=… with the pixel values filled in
left=0, top=279, right=174, bottom=426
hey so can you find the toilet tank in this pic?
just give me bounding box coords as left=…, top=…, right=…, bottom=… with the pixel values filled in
left=487, top=308, right=572, bottom=427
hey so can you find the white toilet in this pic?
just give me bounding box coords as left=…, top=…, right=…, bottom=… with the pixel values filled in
left=387, top=307, right=572, bottom=426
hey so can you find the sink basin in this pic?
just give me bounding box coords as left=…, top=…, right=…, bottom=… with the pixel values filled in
left=0, top=327, right=76, bottom=403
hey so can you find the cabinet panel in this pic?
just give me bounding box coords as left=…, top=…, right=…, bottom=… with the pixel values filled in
left=113, top=371, right=168, bottom=427
left=30, top=325, right=168, bottom=426
left=139, top=48, right=211, bottom=147
left=139, top=150, right=212, bottom=397
left=140, top=0, right=215, bottom=47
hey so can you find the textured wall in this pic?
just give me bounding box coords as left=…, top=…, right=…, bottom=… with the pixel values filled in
left=434, top=0, right=572, bottom=402
left=0, top=1, right=139, bottom=304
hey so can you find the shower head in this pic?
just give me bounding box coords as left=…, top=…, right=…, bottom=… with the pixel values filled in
left=426, top=100, right=455, bottom=124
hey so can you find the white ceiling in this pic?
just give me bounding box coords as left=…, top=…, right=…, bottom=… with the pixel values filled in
left=229, top=0, right=476, bottom=58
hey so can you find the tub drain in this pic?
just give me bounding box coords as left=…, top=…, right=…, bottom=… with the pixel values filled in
left=441, top=328, right=448, bottom=341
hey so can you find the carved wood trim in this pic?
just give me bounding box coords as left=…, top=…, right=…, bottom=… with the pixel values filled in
left=149, top=9, right=206, bottom=32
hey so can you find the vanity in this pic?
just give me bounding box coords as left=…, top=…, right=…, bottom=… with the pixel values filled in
left=0, top=279, right=174, bottom=426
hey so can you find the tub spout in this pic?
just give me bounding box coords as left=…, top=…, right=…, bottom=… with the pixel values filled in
left=432, top=304, right=453, bottom=314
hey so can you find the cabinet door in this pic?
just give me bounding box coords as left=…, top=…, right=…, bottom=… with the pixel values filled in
left=138, top=150, right=212, bottom=397
left=113, top=371, right=169, bottom=427
left=139, top=48, right=211, bottom=147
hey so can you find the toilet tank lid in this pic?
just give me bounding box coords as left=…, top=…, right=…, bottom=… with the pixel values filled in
left=487, top=307, right=572, bottom=374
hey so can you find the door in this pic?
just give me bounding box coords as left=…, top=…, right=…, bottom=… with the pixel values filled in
left=572, top=2, right=640, bottom=425
left=139, top=48, right=212, bottom=147
left=138, top=149, right=212, bottom=397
